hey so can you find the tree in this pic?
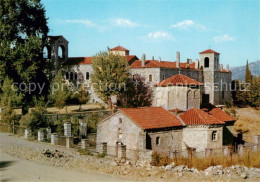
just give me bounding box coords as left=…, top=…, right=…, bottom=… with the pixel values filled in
left=49, top=70, right=70, bottom=110
left=245, top=60, right=252, bottom=83
left=76, top=84, right=90, bottom=111
left=0, top=100, right=17, bottom=130
left=117, top=76, right=152, bottom=107
left=0, top=0, right=49, bottom=113
left=0, top=77, right=23, bottom=108
left=251, top=75, right=260, bottom=108
left=91, top=52, right=129, bottom=108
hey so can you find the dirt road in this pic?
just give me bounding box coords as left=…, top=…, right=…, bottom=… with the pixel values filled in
left=0, top=153, right=131, bottom=182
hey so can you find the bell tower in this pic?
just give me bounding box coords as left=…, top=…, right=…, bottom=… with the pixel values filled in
left=199, top=49, right=220, bottom=105
left=43, top=35, right=69, bottom=74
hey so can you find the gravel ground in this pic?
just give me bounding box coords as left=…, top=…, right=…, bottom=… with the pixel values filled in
left=0, top=132, right=260, bottom=182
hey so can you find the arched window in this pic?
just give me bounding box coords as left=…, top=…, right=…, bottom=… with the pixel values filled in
left=149, top=74, right=152, bottom=82
left=156, top=137, right=160, bottom=145
left=86, top=72, right=90, bottom=80
left=212, top=131, right=217, bottom=141
left=162, top=75, right=165, bottom=80
left=58, top=45, right=65, bottom=59
left=119, top=118, right=122, bottom=124
left=43, top=45, right=51, bottom=59
left=204, top=57, right=209, bottom=68
left=65, top=72, right=69, bottom=80
left=70, top=72, right=74, bottom=80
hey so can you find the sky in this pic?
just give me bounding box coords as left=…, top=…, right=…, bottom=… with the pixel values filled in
left=42, top=0, right=260, bottom=67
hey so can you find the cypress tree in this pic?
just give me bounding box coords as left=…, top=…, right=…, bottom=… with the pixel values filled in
left=245, top=60, right=252, bottom=83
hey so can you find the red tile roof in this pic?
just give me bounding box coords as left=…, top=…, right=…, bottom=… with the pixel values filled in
left=208, top=108, right=235, bottom=122
left=110, top=46, right=129, bottom=51
left=119, top=107, right=183, bottom=129
left=64, top=55, right=137, bottom=65
left=155, top=74, right=203, bottom=87
left=179, top=108, right=225, bottom=125
left=130, top=60, right=197, bottom=70
left=64, top=57, right=92, bottom=65
left=199, top=49, right=220, bottom=54
left=219, top=69, right=231, bottom=73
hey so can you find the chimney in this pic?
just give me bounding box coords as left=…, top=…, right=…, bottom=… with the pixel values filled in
left=226, top=64, right=229, bottom=72
left=152, top=56, right=154, bottom=60
left=195, top=59, right=199, bottom=69
left=141, top=53, right=146, bottom=67
left=220, top=64, right=223, bottom=71
left=176, top=52, right=180, bottom=68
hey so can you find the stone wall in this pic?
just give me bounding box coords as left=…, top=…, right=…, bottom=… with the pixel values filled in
left=96, top=112, right=143, bottom=160
left=154, top=86, right=201, bottom=111
left=182, top=125, right=223, bottom=153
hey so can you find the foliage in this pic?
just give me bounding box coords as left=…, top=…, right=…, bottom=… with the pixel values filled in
left=0, top=0, right=49, bottom=112
left=234, top=120, right=249, bottom=134
left=97, top=153, right=105, bottom=158
left=152, top=150, right=260, bottom=170
left=71, top=117, right=79, bottom=136
left=0, top=77, right=23, bottom=108
left=77, top=149, right=93, bottom=156
left=224, top=107, right=237, bottom=118
left=245, top=60, right=252, bottom=84
left=49, top=70, right=70, bottom=109
left=91, top=51, right=129, bottom=106
left=232, top=75, right=260, bottom=108
left=117, top=76, right=152, bottom=107
left=19, top=97, right=52, bottom=134
left=87, top=112, right=99, bottom=133
left=75, top=84, right=90, bottom=111
left=0, top=100, right=17, bottom=127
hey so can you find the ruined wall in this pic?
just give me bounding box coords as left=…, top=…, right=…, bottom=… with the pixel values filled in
left=215, top=72, right=232, bottom=105
left=96, top=112, right=143, bottom=159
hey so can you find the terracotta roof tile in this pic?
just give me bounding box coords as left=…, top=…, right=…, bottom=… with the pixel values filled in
left=110, top=46, right=129, bottom=51
left=179, top=108, right=224, bottom=125
left=63, top=57, right=92, bottom=65
left=119, top=107, right=183, bottom=129
left=208, top=108, right=236, bottom=122
left=155, top=74, right=203, bottom=87
left=125, top=55, right=138, bottom=62
left=130, top=60, right=197, bottom=69
left=199, top=49, right=220, bottom=54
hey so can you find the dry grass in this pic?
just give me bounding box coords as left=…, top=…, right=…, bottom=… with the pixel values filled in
left=235, top=107, right=260, bottom=143
left=14, top=103, right=103, bottom=115
left=152, top=150, right=260, bottom=170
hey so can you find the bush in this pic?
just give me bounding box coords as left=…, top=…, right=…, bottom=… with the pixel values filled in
left=78, top=149, right=93, bottom=156
left=87, top=112, right=99, bottom=133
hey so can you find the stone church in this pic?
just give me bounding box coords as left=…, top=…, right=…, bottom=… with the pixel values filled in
left=43, top=35, right=232, bottom=111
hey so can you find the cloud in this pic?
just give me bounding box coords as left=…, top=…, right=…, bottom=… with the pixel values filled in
left=146, top=31, right=175, bottom=41
left=170, top=20, right=205, bottom=30
left=63, top=19, right=96, bottom=27
left=213, top=34, right=235, bottom=43
left=110, top=18, right=139, bottom=27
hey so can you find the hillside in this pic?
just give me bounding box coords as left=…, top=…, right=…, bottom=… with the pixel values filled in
left=230, top=60, right=260, bottom=80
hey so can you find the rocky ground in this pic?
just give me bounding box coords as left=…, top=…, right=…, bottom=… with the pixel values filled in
left=1, top=133, right=260, bottom=181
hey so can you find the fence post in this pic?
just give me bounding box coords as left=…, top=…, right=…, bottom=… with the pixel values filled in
left=81, top=139, right=88, bottom=150
left=51, top=133, right=59, bottom=145
left=66, top=137, right=73, bottom=148
left=238, top=144, right=244, bottom=156
left=223, top=146, right=231, bottom=157
left=24, top=129, right=31, bottom=139
left=46, top=128, right=51, bottom=139
left=64, top=122, right=72, bottom=137
left=102, top=142, right=107, bottom=155
left=38, top=130, right=44, bottom=141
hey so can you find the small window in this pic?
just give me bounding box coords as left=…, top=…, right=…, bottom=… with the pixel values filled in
left=119, top=118, right=122, bottom=124
left=65, top=72, right=69, bottom=80
left=204, top=57, right=209, bottom=68
left=86, top=72, right=90, bottom=80
left=70, top=72, right=74, bottom=80
left=118, top=128, right=122, bottom=139
left=212, top=131, right=217, bottom=141
left=149, top=74, right=152, bottom=82
left=156, top=137, right=160, bottom=145
left=75, top=72, right=78, bottom=80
